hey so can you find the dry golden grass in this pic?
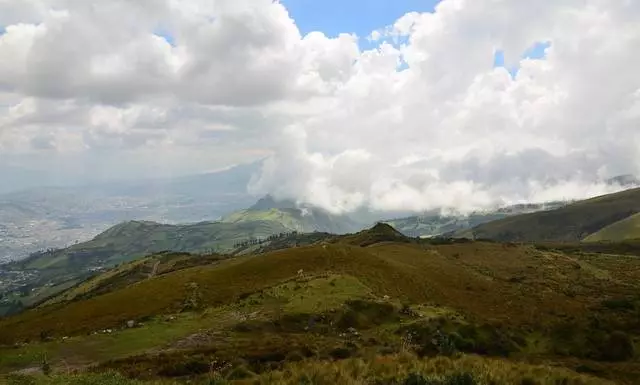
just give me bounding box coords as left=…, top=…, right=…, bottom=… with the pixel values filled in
left=248, top=353, right=614, bottom=385
left=2, top=238, right=640, bottom=345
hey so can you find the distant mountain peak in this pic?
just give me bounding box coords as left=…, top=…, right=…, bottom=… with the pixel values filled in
left=249, top=195, right=299, bottom=211
left=347, top=222, right=410, bottom=247
left=370, top=222, right=402, bottom=235
left=606, top=174, right=640, bottom=187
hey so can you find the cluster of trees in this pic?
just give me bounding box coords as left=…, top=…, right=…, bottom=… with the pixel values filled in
left=28, top=248, right=60, bottom=258
left=233, top=231, right=299, bottom=248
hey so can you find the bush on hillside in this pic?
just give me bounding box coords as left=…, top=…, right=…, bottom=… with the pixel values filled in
left=157, top=356, right=210, bottom=377
left=602, top=331, right=635, bottom=361
left=601, top=298, right=636, bottom=311
left=336, top=300, right=399, bottom=330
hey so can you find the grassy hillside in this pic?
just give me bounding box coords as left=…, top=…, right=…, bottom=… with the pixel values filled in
left=0, top=220, right=292, bottom=317
left=386, top=202, right=566, bottom=238
left=222, top=195, right=361, bottom=235
left=37, top=252, right=228, bottom=308
left=17, top=220, right=289, bottom=272
left=2, top=224, right=640, bottom=383
left=454, top=188, right=640, bottom=242
left=583, top=213, right=640, bottom=242
left=9, top=195, right=360, bottom=279
left=4, top=220, right=289, bottom=287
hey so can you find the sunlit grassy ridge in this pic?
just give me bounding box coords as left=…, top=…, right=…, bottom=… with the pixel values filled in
left=583, top=213, right=640, bottom=242
left=456, top=187, right=640, bottom=242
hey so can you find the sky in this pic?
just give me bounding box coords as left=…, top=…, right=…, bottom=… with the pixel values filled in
left=280, top=0, right=441, bottom=38
left=0, top=0, right=639, bottom=212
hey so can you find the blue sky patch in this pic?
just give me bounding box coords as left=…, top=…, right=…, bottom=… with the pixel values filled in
left=154, top=28, right=176, bottom=47
left=281, top=0, right=441, bottom=39
left=494, top=41, right=552, bottom=77
left=523, top=41, right=551, bottom=59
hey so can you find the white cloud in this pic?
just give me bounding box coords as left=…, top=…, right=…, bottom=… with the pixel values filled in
left=249, top=0, right=640, bottom=213
left=1, top=0, right=639, bottom=211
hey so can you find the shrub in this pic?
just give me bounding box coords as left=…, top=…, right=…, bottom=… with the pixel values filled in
left=157, top=357, right=210, bottom=377
left=329, top=347, right=353, bottom=360
left=444, top=373, right=477, bottom=385
left=284, top=350, right=306, bottom=363
left=601, top=298, right=635, bottom=311
left=602, top=331, right=635, bottom=361
left=336, top=300, right=398, bottom=330
left=404, top=372, right=434, bottom=385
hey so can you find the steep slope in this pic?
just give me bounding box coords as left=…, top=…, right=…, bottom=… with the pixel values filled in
left=453, top=188, right=640, bottom=242
left=385, top=201, right=566, bottom=238
left=37, top=252, right=228, bottom=308
left=583, top=212, right=640, bottom=242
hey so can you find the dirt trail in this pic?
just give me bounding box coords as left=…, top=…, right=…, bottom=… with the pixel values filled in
left=148, top=261, right=160, bottom=278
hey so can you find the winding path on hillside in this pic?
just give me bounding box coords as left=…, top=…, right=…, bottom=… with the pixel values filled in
left=148, top=261, right=160, bottom=278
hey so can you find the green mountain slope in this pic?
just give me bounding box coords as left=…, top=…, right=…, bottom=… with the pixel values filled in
left=453, top=187, right=640, bottom=242
left=1, top=225, right=639, bottom=383
left=222, top=195, right=362, bottom=234
left=0, top=196, right=363, bottom=316
left=385, top=202, right=566, bottom=238
left=583, top=212, right=640, bottom=242
left=16, top=220, right=290, bottom=272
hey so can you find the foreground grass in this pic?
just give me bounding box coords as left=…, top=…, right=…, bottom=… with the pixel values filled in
left=0, top=275, right=372, bottom=373
left=255, top=354, right=615, bottom=385
left=0, top=307, right=239, bottom=373
left=2, top=354, right=614, bottom=385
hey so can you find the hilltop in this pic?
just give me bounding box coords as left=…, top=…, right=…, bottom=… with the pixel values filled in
left=1, top=224, right=640, bottom=384
left=453, top=187, right=640, bottom=242
left=221, top=194, right=361, bottom=235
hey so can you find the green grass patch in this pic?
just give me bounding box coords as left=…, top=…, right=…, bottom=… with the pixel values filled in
left=242, top=274, right=373, bottom=314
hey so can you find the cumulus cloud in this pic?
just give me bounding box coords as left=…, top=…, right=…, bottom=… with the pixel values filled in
left=1, top=0, right=639, bottom=212
left=250, top=0, right=640, bottom=213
